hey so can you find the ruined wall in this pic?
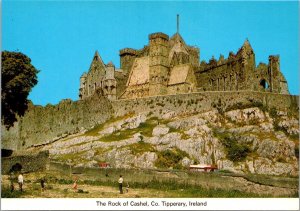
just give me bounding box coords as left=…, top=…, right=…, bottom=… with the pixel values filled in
left=2, top=91, right=113, bottom=150
left=1, top=122, right=20, bottom=150
left=115, top=71, right=128, bottom=97
left=113, top=91, right=299, bottom=118
left=167, top=83, right=191, bottom=95
left=1, top=151, right=49, bottom=174
left=196, top=45, right=255, bottom=92
left=2, top=91, right=298, bottom=152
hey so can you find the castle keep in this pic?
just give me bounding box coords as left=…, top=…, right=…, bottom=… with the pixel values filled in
left=79, top=31, right=289, bottom=100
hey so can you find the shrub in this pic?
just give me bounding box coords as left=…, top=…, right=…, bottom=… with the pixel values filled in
left=127, top=142, right=155, bottom=155
left=155, top=148, right=189, bottom=169
left=77, top=189, right=89, bottom=194
left=269, top=107, right=278, bottom=118
left=214, top=130, right=251, bottom=162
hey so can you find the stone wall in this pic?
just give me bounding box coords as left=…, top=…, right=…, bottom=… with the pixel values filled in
left=196, top=40, right=256, bottom=92
left=2, top=91, right=113, bottom=150
left=2, top=91, right=298, bottom=151
left=1, top=151, right=49, bottom=175
left=113, top=91, right=299, bottom=118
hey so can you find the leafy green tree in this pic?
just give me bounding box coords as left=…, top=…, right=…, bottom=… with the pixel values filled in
left=1, top=51, right=39, bottom=128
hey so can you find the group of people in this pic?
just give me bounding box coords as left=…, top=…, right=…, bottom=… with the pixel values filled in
left=72, top=175, right=129, bottom=194
left=9, top=172, right=128, bottom=195
left=118, top=175, right=129, bottom=194
left=9, top=172, right=46, bottom=192
left=9, top=172, right=24, bottom=192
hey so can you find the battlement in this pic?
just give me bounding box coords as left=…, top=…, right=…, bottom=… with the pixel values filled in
left=149, top=32, right=169, bottom=40
left=106, top=61, right=115, bottom=67
left=199, top=52, right=239, bottom=72
left=269, top=55, right=280, bottom=62
left=119, top=48, right=138, bottom=56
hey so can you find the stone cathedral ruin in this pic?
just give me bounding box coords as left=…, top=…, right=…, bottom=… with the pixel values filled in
left=79, top=22, right=289, bottom=101
left=2, top=17, right=298, bottom=178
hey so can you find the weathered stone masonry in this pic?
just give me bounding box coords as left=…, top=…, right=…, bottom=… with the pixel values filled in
left=2, top=91, right=113, bottom=150
left=1, top=151, right=50, bottom=174
left=78, top=31, right=289, bottom=102
left=2, top=91, right=298, bottom=151
left=1, top=30, right=296, bottom=152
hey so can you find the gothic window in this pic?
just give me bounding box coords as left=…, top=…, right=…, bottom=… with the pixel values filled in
left=259, top=79, right=269, bottom=90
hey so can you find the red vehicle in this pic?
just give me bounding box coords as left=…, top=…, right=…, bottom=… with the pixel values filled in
left=98, top=162, right=110, bottom=168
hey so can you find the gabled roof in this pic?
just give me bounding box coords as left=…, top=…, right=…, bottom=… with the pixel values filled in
left=127, top=57, right=149, bottom=86
left=168, top=64, right=190, bottom=85
left=169, top=33, right=189, bottom=62
left=242, top=39, right=253, bottom=50
left=89, top=50, right=105, bottom=71
left=169, top=33, right=187, bottom=46
left=238, top=39, right=254, bottom=55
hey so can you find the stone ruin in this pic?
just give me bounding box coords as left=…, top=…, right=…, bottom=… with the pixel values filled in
left=79, top=30, right=289, bottom=101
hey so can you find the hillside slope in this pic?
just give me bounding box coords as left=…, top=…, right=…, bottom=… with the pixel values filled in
left=24, top=105, right=299, bottom=176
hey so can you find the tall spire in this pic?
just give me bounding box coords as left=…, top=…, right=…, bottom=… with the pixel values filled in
left=177, top=14, right=179, bottom=34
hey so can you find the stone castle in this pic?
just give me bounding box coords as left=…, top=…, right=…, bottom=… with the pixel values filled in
left=2, top=19, right=299, bottom=179
left=79, top=31, right=289, bottom=101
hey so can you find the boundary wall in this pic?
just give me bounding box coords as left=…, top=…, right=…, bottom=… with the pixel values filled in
left=1, top=91, right=298, bottom=151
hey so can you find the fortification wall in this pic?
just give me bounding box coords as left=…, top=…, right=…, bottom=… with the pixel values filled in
left=1, top=151, right=49, bottom=175
left=1, top=122, right=20, bottom=151
left=1, top=91, right=113, bottom=150
left=2, top=91, right=298, bottom=151
left=113, top=91, right=299, bottom=118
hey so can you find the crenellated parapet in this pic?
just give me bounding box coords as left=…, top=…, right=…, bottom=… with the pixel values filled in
left=149, top=32, right=169, bottom=41
left=119, top=48, right=138, bottom=56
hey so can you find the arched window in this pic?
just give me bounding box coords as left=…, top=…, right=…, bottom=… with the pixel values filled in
left=259, top=79, right=269, bottom=90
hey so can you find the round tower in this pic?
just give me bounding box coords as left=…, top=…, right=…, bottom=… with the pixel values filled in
left=148, top=32, right=170, bottom=96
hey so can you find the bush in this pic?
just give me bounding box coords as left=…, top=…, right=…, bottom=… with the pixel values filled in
left=155, top=148, right=189, bottom=169
left=77, top=189, right=89, bottom=194
left=214, top=130, right=251, bottom=162
left=269, top=107, right=278, bottom=118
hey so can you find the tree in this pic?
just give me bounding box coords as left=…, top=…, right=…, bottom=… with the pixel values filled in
left=1, top=51, right=39, bottom=129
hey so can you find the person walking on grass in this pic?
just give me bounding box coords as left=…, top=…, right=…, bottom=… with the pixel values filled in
left=9, top=172, right=14, bottom=192
left=40, top=177, right=45, bottom=191
left=126, top=182, right=129, bottom=193
left=18, top=172, right=24, bottom=192
left=73, top=178, right=78, bottom=192
left=118, top=175, right=123, bottom=194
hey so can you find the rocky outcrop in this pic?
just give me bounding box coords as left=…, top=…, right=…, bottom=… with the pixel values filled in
left=22, top=106, right=299, bottom=176
left=152, top=125, right=170, bottom=137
